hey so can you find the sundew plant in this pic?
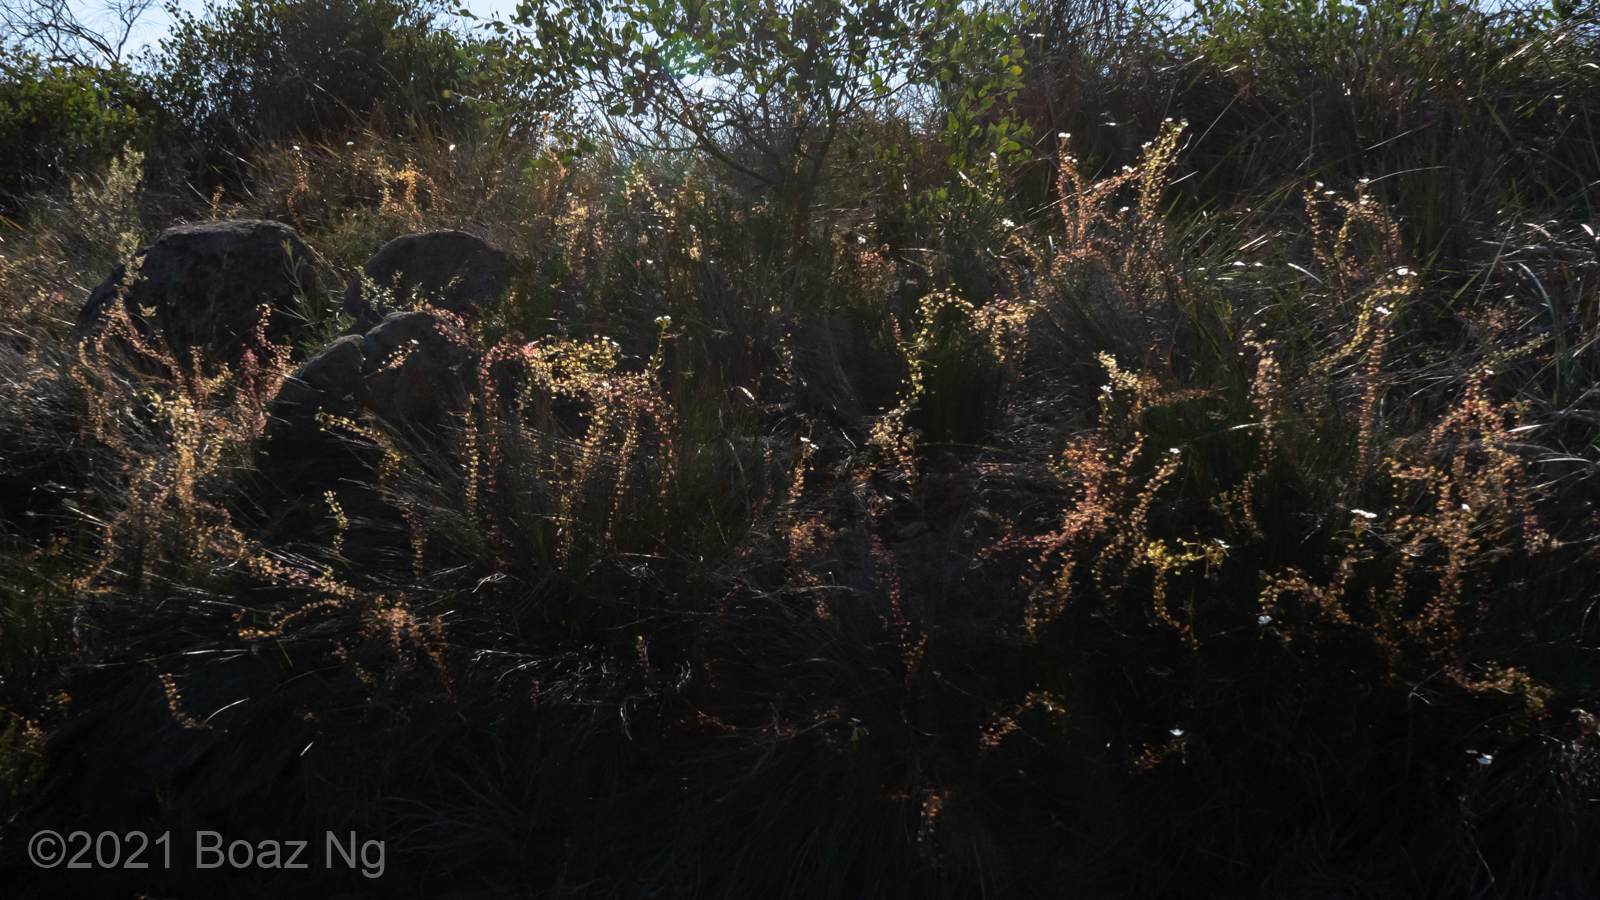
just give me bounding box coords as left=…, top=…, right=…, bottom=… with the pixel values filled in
left=1, top=0, right=1598, bottom=896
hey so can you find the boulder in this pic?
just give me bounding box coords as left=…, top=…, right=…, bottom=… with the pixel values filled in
left=357, top=308, right=472, bottom=433
left=269, top=333, right=367, bottom=429
left=73, top=219, right=319, bottom=366
left=343, top=231, right=511, bottom=332
left=255, top=334, right=375, bottom=507
left=264, top=309, right=472, bottom=454
left=254, top=310, right=473, bottom=550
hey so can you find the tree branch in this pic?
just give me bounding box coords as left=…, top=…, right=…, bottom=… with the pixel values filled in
left=0, top=0, right=155, bottom=67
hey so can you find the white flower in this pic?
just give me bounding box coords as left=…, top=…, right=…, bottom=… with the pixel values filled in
left=654, top=315, right=672, bottom=328
left=1258, top=614, right=1272, bottom=625
left=1169, top=728, right=1185, bottom=737
left=1351, top=509, right=1377, bottom=519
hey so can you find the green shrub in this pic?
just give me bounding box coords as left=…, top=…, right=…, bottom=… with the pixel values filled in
left=145, top=0, right=481, bottom=169
left=0, top=56, right=148, bottom=216
left=1017, top=0, right=1600, bottom=265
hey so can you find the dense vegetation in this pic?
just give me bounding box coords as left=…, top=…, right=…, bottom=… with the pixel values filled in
left=2, top=0, right=1599, bottom=895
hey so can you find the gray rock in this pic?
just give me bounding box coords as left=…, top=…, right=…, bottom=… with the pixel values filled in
left=269, top=333, right=367, bottom=427
left=343, top=230, right=511, bottom=332
left=357, top=309, right=472, bottom=434
left=73, top=219, right=319, bottom=366
left=256, top=311, right=473, bottom=529
left=265, top=309, right=471, bottom=448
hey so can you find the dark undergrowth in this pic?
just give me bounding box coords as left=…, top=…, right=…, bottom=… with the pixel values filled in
left=2, top=0, right=1599, bottom=897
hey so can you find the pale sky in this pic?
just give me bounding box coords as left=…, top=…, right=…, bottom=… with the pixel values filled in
left=77, top=0, right=527, bottom=62
left=75, top=0, right=1529, bottom=66
left=104, top=0, right=1195, bottom=61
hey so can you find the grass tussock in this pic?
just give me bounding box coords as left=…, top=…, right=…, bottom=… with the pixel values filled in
left=2, top=0, right=1599, bottom=897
